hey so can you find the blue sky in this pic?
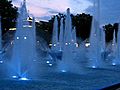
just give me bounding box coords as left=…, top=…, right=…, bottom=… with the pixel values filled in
left=12, top=0, right=120, bottom=24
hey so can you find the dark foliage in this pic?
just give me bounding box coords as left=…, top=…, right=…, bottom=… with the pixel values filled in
left=0, top=0, right=18, bottom=35
left=72, top=13, right=92, bottom=40
left=103, top=23, right=119, bottom=42
left=36, top=13, right=92, bottom=44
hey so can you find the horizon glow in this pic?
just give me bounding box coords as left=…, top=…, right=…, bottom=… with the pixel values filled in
left=12, top=0, right=93, bottom=21
left=12, top=0, right=120, bottom=24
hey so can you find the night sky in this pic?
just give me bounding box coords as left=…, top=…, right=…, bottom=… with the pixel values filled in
left=12, top=0, right=120, bottom=24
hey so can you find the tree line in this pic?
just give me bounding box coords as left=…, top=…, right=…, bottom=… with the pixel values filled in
left=0, top=0, right=119, bottom=44
left=37, top=14, right=119, bottom=44
left=0, top=0, right=18, bottom=35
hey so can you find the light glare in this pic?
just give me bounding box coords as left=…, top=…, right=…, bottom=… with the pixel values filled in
left=19, top=77, right=29, bottom=80
left=17, top=37, right=19, bottom=39
left=61, top=70, right=66, bottom=72
left=0, top=61, right=3, bottom=63
left=24, top=37, right=27, bottom=39
left=112, top=63, right=116, bottom=66
left=92, top=66, right=96, bottom=69
left=46, top=61, right=50, bottom=64
left=49, top=63, right=52, bottom=66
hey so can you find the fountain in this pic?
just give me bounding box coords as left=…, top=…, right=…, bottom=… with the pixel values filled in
left=10, top=0, right=37, bottom=79
left=51, top=16, right=59, bottom=52
left=72, top=27, right=77, bottom=45
left=49, top=16, right=62, bottom=61
left=100, top=28, right=106, bottom=53
left=57, top=8, right=79, bottom=73
left=64, top=8, right=73, bottom=44
left=72, top=27, right=78, bottom=50
left=59, top=18, right=64, bottom=51
left=88, top=0, right=103, bottom=68
left=111, top=30, right=117, bottom=65
left=113, top=24, right=120, bottom=65
left=100, top=27, right=106, bottom=61
left=1, top=0, right=120, bottom=89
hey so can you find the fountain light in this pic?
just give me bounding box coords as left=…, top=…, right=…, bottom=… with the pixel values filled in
left=17, top=37, right=19, bottom=39
left=75, top=43, right=79, bottom=47
left=49, top=63, right=52, bottom=66
left=0, top=61, right=3, bottom=63
left=54, top=44, right=56, bottom=47
left=12, top=75, right=29, bottom=80
left=92, top=66, right=96, bottom=69
left=112, top=63, right=116, bottom=66
left=24, top=37, right=27, bottom=39
left=12, top=75, right=18, bottom=79
left=46, top=61, right=50, bottom=64
left=65, top=43, right=68, bottom=45
left=19, top=77, right=29, bottom=81
left=85, top=43, right=90, bottom=47
left=49, top=43, right=52, bottom=46
left=61, top=70, right=66, bottom=73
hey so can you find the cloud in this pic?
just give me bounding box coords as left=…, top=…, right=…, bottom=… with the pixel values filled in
left=69, top=0, right=93, bottom=13
left=12, top=0, right=93, bottom=21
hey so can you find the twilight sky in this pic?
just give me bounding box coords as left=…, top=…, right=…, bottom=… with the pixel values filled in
left=12, top=0, right=120, bottom=24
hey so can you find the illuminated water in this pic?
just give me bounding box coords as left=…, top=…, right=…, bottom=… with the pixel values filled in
left=0, top=1, right=120, bottom=90
left=113, top=23, right=120, bottom=65
left=10, top=0, right=37, bottom=79
left=88, top=0, right=104, bottom=68
left=51, top=16, right=59, bottom=52
left=57, top=8, right=79, bottom=73
left=59, top=18, right=64, bottom=51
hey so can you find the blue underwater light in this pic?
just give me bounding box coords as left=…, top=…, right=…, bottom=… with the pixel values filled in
left=19, top=77, right=29, bottom=81
left=61, top=70, right=67, bottom=73
left=12, top=75, right=29, bottom=80
left=92, top=66, right=96, bottom=69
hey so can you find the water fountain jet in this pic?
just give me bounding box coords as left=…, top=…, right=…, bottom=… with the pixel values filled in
left=10, top=0, right=37, bottom=79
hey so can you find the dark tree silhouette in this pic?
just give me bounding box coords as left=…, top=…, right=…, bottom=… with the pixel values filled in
left=36, top=13, right=93, bottom=44
left=103, top=24, right=115, bottom=42
left=0, top=0, right=18, bottom=35
left=36, top=12, right=118, bottom=44
left=103, top=23, right=119, bottom=43
left=72, top=13, right=92, bottom=40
